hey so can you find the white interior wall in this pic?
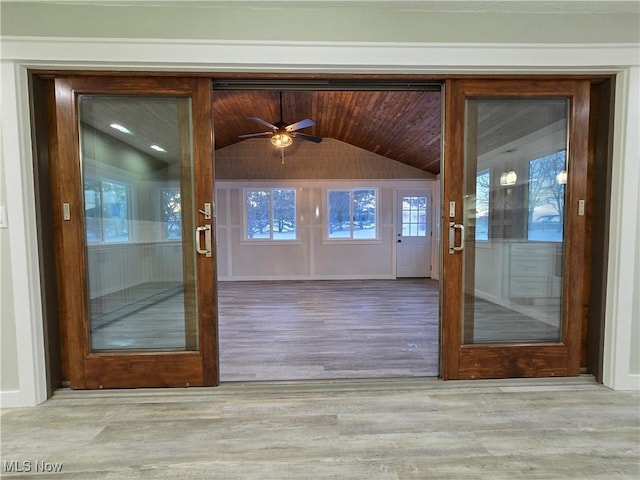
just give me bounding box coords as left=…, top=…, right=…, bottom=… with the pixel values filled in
left=0, top=2, right=638, bottom=406
left=0, top=132, right=20, bottom=392
left=216, top=180, right=434, bottom=281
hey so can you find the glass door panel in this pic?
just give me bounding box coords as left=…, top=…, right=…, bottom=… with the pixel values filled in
left=442, top=79, right=590, bottom=380
left=53, top=76, right=216, bottom=389
left=462, top=98, right=568, bottom=344
left=79, top=95, right=198, bottom=352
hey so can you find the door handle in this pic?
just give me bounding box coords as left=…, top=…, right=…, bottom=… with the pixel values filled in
left=448, top=222, right=464, bottom=254
left=195, top=225, right=212, bottom=257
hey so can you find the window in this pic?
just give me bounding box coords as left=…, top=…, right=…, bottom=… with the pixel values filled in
left=328, top=188, right=377, bottom=239
left=401, top=196, right=427, bottom=237
left=475, top=169, right=491, bottom=241
left=84, top=179, right=130, bottom=243
left=528, top=151, right=566, bottom=242
left=162, top=188, right=182, bottom=240
left=246, top=188, right=296, bottom=240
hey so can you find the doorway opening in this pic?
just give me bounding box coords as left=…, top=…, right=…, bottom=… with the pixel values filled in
left=211, top=82, right=443, bottom=382
left=29, top=73, right=612, bottom=392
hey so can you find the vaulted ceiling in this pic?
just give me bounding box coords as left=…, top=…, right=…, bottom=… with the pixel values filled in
left=212, top=89, right=443, bottom=174
left=80, top=87, right=569, bottom=179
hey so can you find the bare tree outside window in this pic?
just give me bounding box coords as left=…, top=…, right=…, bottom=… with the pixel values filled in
left=328, top=191, right=351, bottom=237
left=246, top=189, right=296, bottom=240
left=328, top=188, right=377, bottom=239
left=528, top=151, right=566, bottom=242
left=272, top=189, right=296, bottom=239
left=162, top=188, right=182, bottom=240
left=475, top=169, right=491, bottom=241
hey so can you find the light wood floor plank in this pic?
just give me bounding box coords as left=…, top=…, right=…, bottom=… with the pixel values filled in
left=3, top=378, right=638, bottom=479
left=218, top=279, right=440, bottom=381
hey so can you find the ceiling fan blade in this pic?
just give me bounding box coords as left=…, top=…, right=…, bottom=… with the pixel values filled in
left=239, top=132, right=272, bottom=139
left=248, top=116, right=278, bottom=131
left=285, top=118, right=315, bottom=132
left=292, top=132, right=323, bottom=144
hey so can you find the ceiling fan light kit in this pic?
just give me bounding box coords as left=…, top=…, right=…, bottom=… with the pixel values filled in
left=271, top=133, right=293, bottom=148
left=239, top=91, right=323, bottom=148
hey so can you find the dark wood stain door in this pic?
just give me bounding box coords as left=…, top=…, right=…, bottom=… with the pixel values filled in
left=52, top=76, right=217, bottom=389
left=442, top=78, right=590, bottom=380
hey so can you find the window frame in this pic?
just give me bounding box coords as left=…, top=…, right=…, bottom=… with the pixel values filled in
left=325, top=187, right=379, bottom=242
left=400, top=194, right=429, bottom=238
left=243, top=187, right=298, bottom=243
left=84, top=177, right=132, bottom=244
left=475, top=168, right=491, bottom=243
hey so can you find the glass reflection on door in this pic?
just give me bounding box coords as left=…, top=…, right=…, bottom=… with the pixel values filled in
left=79, top=96, right=198, bottom=351
left=463, top=98, right=568, bottom=344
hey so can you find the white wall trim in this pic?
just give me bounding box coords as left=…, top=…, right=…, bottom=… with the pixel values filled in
left=219, top=274, right=396, bottom=282
left=1, top=62, right=48, bottom=407
left=1, top=37, right=639, bottom=405
left=603, top=66, right=640, bottom=391
left=216, top=179, right=430, bottom=280
left=1, top=37, right=639, bottom=72
left=0, top=391, right=25, bottom=409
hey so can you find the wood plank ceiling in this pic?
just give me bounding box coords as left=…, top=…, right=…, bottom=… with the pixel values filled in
left=212, top=89, right=443, bottom=174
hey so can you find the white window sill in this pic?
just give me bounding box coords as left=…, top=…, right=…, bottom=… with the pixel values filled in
left=322, top=239, right=382, bottom=245
left=240, top=240, right=302, bottom=246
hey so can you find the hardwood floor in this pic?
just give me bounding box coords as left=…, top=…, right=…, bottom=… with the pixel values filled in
left=218, top=279, right=440, bottom=382
left=3, top=378, right=638, bottom=479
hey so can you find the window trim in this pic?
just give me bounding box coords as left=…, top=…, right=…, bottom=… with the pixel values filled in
left=243, top=187, right=298, bottom=242
left=399, top=194, right=429, bottom=238
left=325, top=187, right=379, bottom=242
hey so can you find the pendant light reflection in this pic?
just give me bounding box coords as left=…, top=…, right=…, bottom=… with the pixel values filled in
left=499, top=170, right=518, bottom=186
left=556, top=170, right=568, bottom=185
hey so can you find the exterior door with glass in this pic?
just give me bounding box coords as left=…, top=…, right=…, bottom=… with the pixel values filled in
left=396, top=191, right=432, bottom=278
left=52, top=77, right=217, bottom=388
left=442, top=79, right=590, bottom=379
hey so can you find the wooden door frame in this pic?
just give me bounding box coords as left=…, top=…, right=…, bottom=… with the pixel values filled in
left=50, top=76, right=218, bottom=389
left=31, top=71, right=607, bottom=390
left=441, top=78, right=591, bottom=380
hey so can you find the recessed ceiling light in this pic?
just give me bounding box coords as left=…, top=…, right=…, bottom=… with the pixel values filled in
left=150, top=145, right=167, bottom=152
left=110, top=123, right=131, bottom=134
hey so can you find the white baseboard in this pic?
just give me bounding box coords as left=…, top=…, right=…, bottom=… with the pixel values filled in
left=0, top=390, right=32, bottom=409
left=613, top=373, right=640, bottom=391
left=218, top=274, right=396, bottom=282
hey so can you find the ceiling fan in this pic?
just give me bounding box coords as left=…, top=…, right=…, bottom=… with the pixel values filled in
left=239, top=91, right=323, bottom=147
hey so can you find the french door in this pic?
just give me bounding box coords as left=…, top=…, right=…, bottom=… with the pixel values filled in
left=442, top=79, right=590, bottom=379
left=52, top=77, right=217, bottom=388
